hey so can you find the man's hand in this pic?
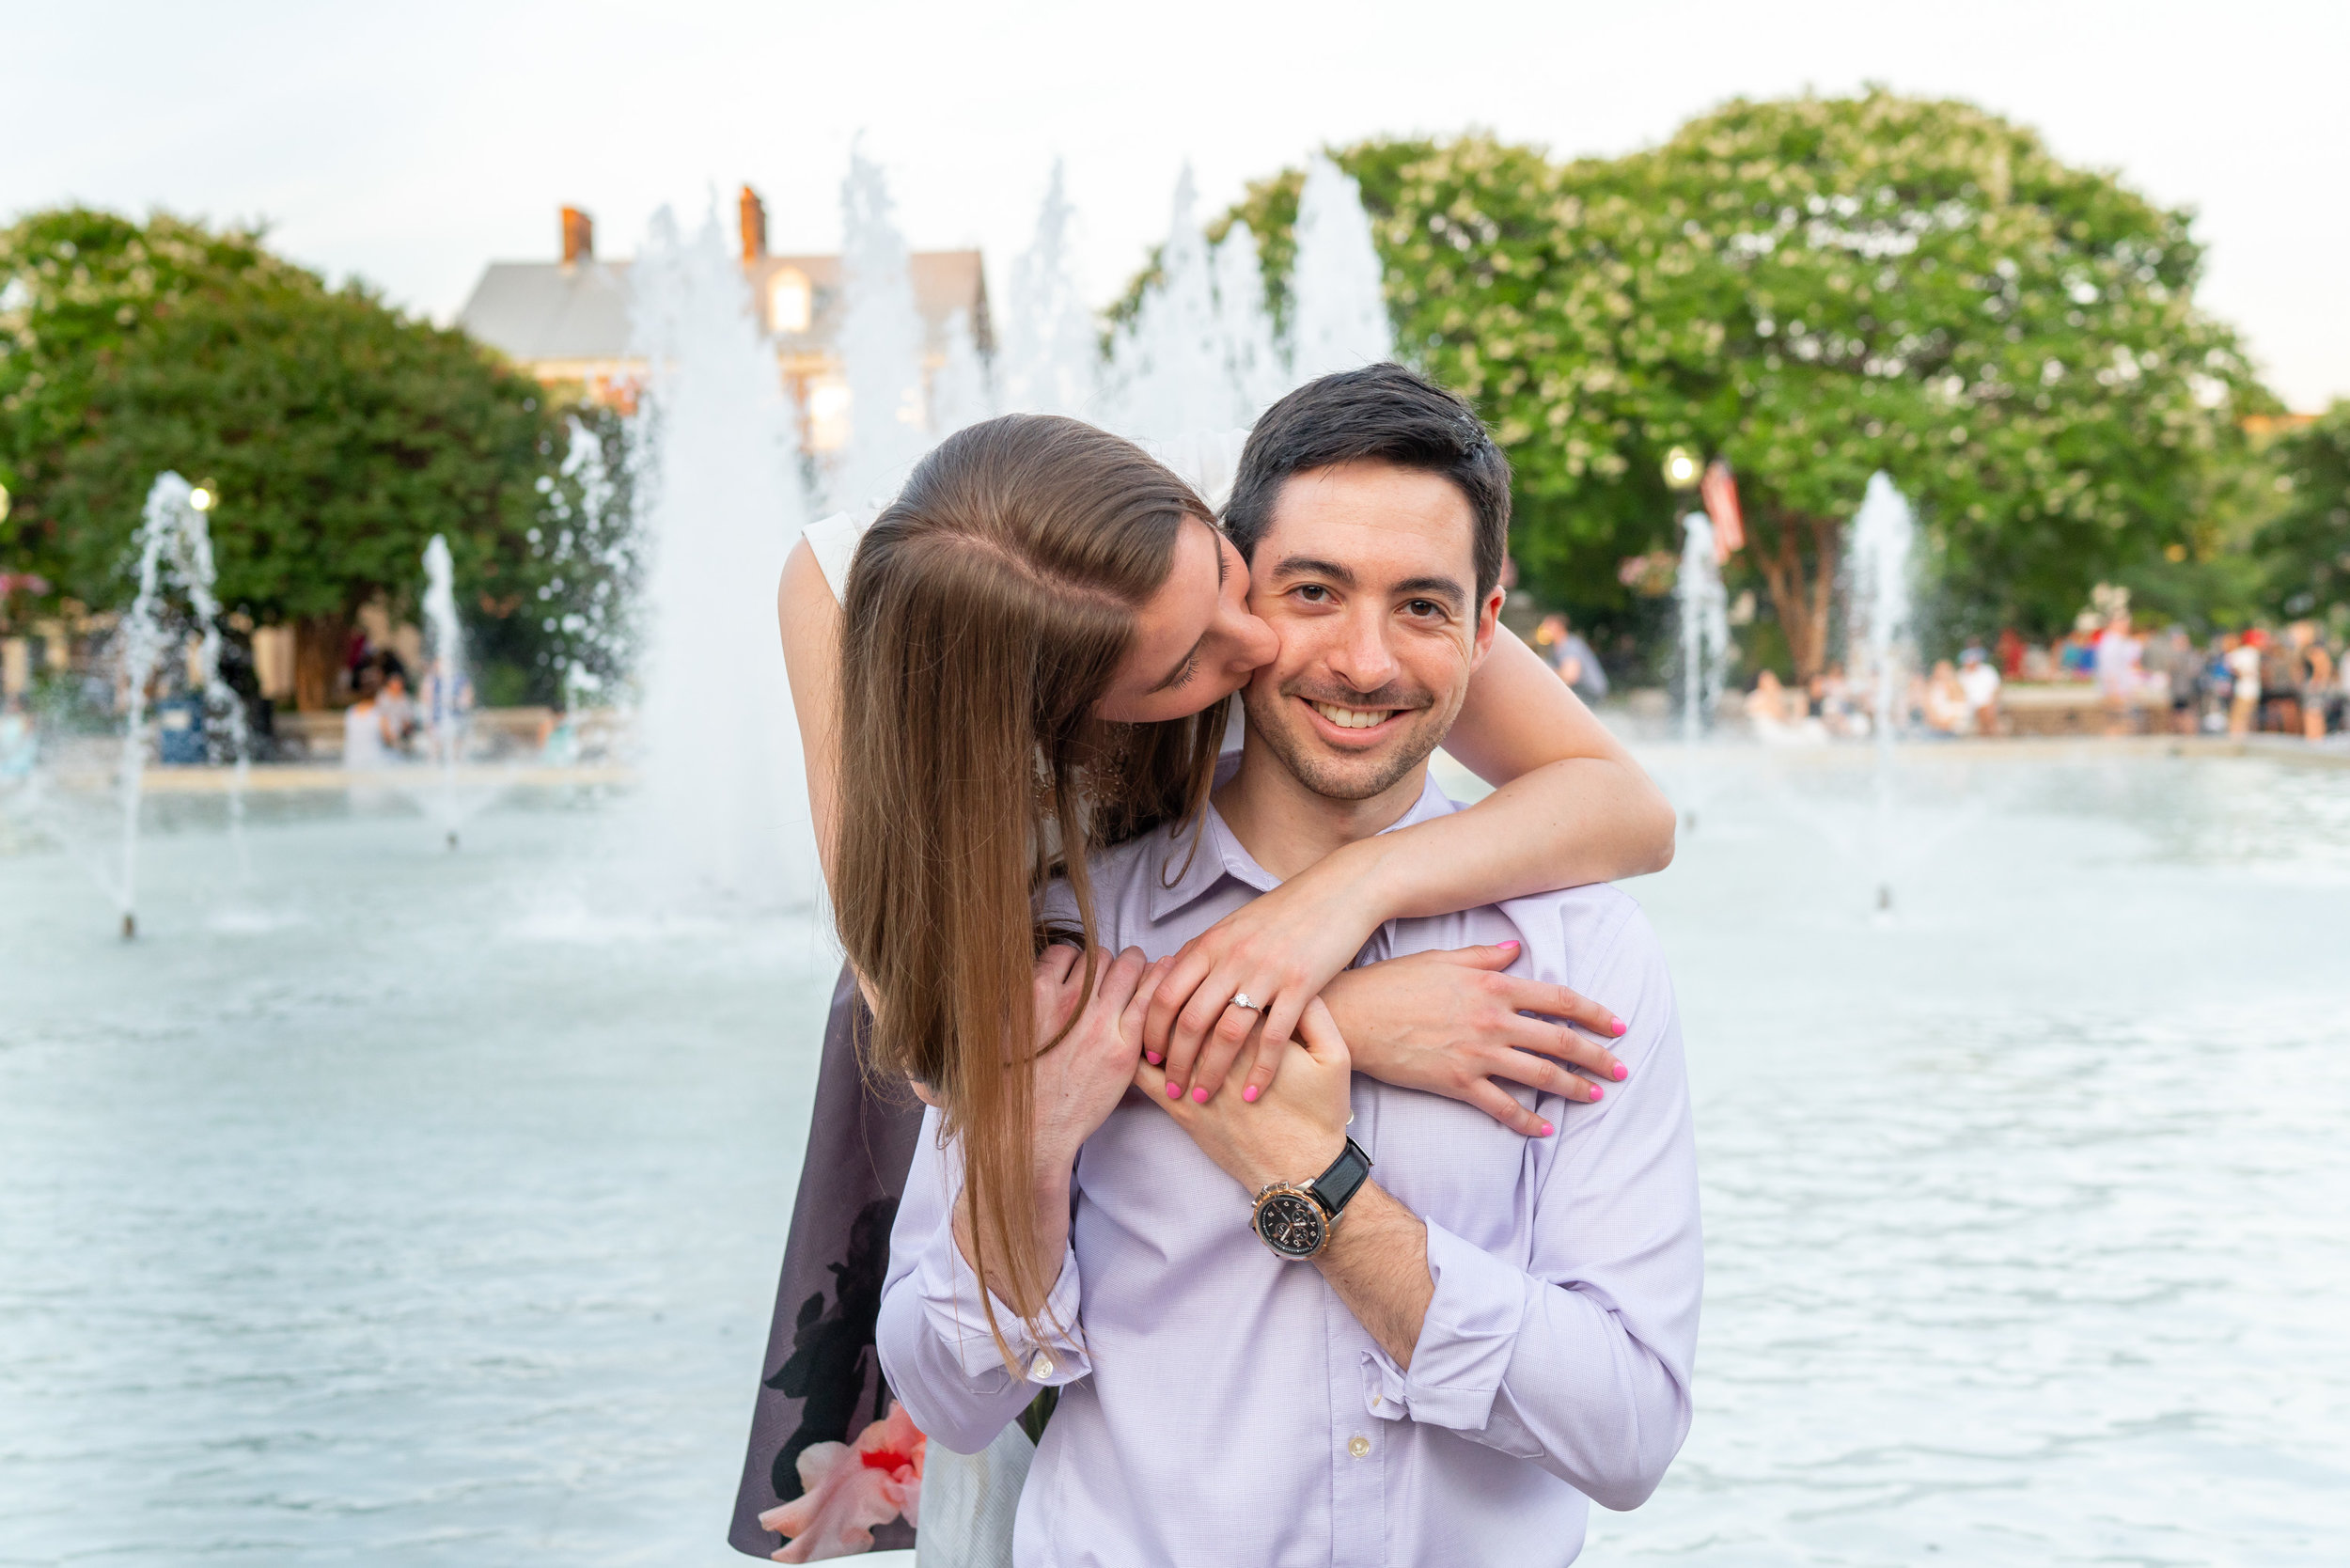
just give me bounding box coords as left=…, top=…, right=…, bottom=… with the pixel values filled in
left=1136, top=999, right=1352, bottom=1196
left=1321, top=943, right=1627, bottom=1137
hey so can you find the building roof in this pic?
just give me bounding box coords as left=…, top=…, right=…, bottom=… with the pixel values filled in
left=456, top=250, right=988, bottom=369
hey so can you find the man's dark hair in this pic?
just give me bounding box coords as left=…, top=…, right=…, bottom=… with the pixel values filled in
left=1223, top=362, right=1512, bottom=600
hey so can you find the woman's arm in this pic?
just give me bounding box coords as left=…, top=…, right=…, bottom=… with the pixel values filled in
left=778, top=539, right=845, bottom=892
left=1145, top=623, right=1674, bottom=1101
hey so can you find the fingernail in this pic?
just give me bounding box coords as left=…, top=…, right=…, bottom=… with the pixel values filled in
left=1609, top=1017, right=1627, bottom=1037
left=1166, top=1081, right=1183, bottom=1099
left=1145, top=1052, right=1163, bottom=1065
left=1611, top=1062, right=1628, bottom=1082
left=1539, top=1120, right=1555, bottom=1137
left=1589, top=1085, right=1605, bottom=1102
left=1499, top=940, right=1520, bottom=952
left=1242, top=1085, right=1259, bottom=1103
left=1191, top=1085, right=1210, bottom=1104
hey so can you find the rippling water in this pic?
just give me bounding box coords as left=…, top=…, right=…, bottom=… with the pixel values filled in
left=3, top=749, right=2346, bottom=1565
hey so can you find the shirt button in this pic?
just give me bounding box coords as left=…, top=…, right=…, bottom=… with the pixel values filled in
left=1371, top=1394, right=1384, bottom=1410
left=1030, top=1352, right=1055, bottom=1380
left=1348, top=1435, right=1371, bottom=1459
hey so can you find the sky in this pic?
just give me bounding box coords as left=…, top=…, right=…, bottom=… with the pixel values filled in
left=11, top=0, right=2346, bottom=410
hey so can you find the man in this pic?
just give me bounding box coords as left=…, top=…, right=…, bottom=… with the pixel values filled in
left=1958, top=646, right=2002, bottom=737
left=878, top=366, right=1701, bottom=1566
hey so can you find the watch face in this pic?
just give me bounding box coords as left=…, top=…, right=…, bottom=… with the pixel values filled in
left=1254, top=1190, right=1327, bottom=1259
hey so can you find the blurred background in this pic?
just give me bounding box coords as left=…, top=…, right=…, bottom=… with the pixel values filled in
left=3, top=3, right=2345, bottom=1564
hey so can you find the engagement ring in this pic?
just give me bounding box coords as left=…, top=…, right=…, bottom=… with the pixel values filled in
left=1230, top=993, right=1260, bottom=1012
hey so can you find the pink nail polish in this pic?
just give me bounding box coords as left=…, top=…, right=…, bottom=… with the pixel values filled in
left=1145, top=1052, right=1163, bottom=1065
left=1242, top=1085, right=1260, bottom=1103
left=1609, top=1017, right=1627, bottom=1037
left=1191, top=1085, right=1210, bottom=1104
left=1499, top=940, right=1521, bottom=952
left=1589, top=1085, right=1604, bottom=1102
left=1539, top=1120, right=1555, bottom=1137
left=1612, top=1063, right=1628, bottom=1082
left=1166, top=1081, right=1183, bottom=1099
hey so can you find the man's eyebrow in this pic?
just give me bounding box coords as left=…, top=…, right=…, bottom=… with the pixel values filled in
left=1394, top=575, right=1469, bottom=612
left=1266, top=554, right=1356, bottom=588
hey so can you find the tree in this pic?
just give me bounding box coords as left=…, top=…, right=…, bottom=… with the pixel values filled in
left=2257, top=403, right=2350, bottom=621
left=1, top=208, right=560, bottom=707
left=1215, top=97, right=2268, bottom=674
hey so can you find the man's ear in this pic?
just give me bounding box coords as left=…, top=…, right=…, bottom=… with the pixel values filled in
left=1467, top=587, right=1506, bottom=669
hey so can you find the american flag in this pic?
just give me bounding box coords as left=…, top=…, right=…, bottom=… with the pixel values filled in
left=1700, top=460, right=1745, bottom=564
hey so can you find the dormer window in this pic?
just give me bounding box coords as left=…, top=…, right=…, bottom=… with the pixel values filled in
left=769, top=269, right=811, bottom=335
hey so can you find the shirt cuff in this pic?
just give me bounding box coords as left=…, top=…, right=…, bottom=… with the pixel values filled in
left=915, top=1225, right=1090, bottom=1388
left=1362, top=1218, right=1523, bottom=1431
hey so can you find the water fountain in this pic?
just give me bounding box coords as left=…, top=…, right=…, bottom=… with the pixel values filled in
left=1288, top=154, right=1394, bottom=378
left=1102, top=166, right=1238, bottom=442
left=419, top=534, right=467, bottom=848
left=995, top=163, right=1098, bottom=417
left=1676, top=510, right=1730, bottom=748
left=1212, top=220, right=1287, bottom=422
left=113, top=472, right=250, bottom=937
left=831, top=147, right=932, bottom=512
left=626, top=205, right=818, bottom=910
left=1846, top=470, right=1918, bottom=911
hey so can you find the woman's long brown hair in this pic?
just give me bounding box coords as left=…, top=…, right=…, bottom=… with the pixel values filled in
left=833, top=415, right=1227, bottom=1360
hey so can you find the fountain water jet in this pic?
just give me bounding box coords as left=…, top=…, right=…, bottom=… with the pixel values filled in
left=831, top=148, right=931, bottom=510
left=626, top=206, right=816, bottom=910
left=114, top=472, right=250, bottom=936
left=1846, top=471, right=1918, bottom=912
left=419, top=534, right=467, bottom=849
left=1676, top=511, right=1730, bottom=749
left=1289, top=154, right=1394, bottom=379
left=996, top=163, right=1099, bottom=417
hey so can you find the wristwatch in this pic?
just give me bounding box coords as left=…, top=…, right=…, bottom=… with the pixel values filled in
left=1249, top=1138, right=1372, bottom=1261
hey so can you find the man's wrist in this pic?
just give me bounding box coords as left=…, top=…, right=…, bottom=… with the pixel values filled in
left=1242, top=1131, right=1349, bottom=1200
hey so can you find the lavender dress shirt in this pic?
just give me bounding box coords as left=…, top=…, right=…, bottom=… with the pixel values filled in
left=876, top=776, right=1702, bottom=1566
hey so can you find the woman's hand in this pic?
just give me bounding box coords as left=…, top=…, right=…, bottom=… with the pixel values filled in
left=1141, top=855, right=1382, bottom=1105
left=1322, top=942, right=1629, bottom=1137
left=1028, top=944, right=1164, bottom=1177
left=1138, top=1000, right=1353, bottom=1196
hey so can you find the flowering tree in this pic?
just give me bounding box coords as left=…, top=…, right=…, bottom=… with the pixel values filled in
left=1221, top=95, right=2267, bottom=672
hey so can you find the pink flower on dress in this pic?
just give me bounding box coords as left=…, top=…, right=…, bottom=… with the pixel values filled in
left=758, top=1400, right=927, bottom=1561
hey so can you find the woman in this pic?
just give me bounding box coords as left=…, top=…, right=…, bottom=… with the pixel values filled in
left=732, top=409, right=1673, bottom=1560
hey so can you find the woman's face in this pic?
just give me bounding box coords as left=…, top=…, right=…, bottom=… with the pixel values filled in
left=1092, top=517, right=1279, bottom=725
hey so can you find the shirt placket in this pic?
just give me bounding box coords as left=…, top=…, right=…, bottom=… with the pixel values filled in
left=1324, top=1083, right=1386, bottom=1568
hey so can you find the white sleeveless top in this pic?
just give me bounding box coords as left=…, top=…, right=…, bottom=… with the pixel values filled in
left=802, top=430, right=1252, bottom=604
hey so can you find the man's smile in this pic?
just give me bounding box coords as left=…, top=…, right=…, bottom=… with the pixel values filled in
left=1297, top=694, right=1419, bottom=743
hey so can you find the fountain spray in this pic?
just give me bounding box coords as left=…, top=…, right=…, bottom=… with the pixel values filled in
left=1847, top=472, right=1917, bottom=914
left=1677, top=511, right=1730, bottom=750
left=115, top=473, right=250, bottom=937
left=420, top=534, right=466, bottom=849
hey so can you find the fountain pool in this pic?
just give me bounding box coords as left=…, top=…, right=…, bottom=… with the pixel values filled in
left=3, top=745, right=2347, bottom=1564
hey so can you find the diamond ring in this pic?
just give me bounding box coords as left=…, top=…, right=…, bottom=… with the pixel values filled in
left=1229, top=993, right=1261, bottom=1012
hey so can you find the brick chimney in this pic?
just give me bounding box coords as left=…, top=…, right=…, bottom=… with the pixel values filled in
left=739, top=185, right=768, bottom=261
left=560, top=206, right=594, bottom=265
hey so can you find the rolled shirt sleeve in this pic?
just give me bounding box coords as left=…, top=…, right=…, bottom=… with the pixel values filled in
left=876, top=1107, right=1091, bottom=1457
left=1360, top=907, right=1703, bottom=1512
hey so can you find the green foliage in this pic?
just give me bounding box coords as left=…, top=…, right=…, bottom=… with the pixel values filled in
left=1211, top=95, right=2272, bottom=671
left=2255, top=404, right=2350, bottom=619
left=0, top=207, right=559, bottom=630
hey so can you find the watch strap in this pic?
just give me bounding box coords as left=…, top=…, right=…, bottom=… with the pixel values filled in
left=1308, top=1137, right=1372, bottom=1221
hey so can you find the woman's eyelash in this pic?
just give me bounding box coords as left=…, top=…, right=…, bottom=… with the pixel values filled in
left=1171, top=651, right=1200, bottom=687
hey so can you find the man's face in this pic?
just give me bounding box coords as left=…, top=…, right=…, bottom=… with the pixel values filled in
left=1239, top=460, right=1502, bottom=802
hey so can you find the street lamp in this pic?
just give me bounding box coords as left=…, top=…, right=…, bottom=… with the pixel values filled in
left=1662, top=447, right=1701, bottom=492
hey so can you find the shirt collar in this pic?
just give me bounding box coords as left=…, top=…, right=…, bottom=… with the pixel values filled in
left=1144, top=768, right=1460, bottom=923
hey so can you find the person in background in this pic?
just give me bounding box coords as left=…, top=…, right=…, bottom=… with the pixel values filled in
left=378, top=666, right=419, bottom=757
left=2094, top=613, right=2143, bottom=736
left=341, top=663, right=392, bottom=768
left=2289, top=622, right=2333, bottom=742
left=2224, top=631, right=2264, bottom=738
left=1996, top=626, right=2026, bottom=680
left=1959, top=647, right=2002, bottom=736
left=1537, top=611, right=1609, bottom=702
left=1923, top=660, right=1969, bottom=736
left=2151, top=628, right=2201, bottom=735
